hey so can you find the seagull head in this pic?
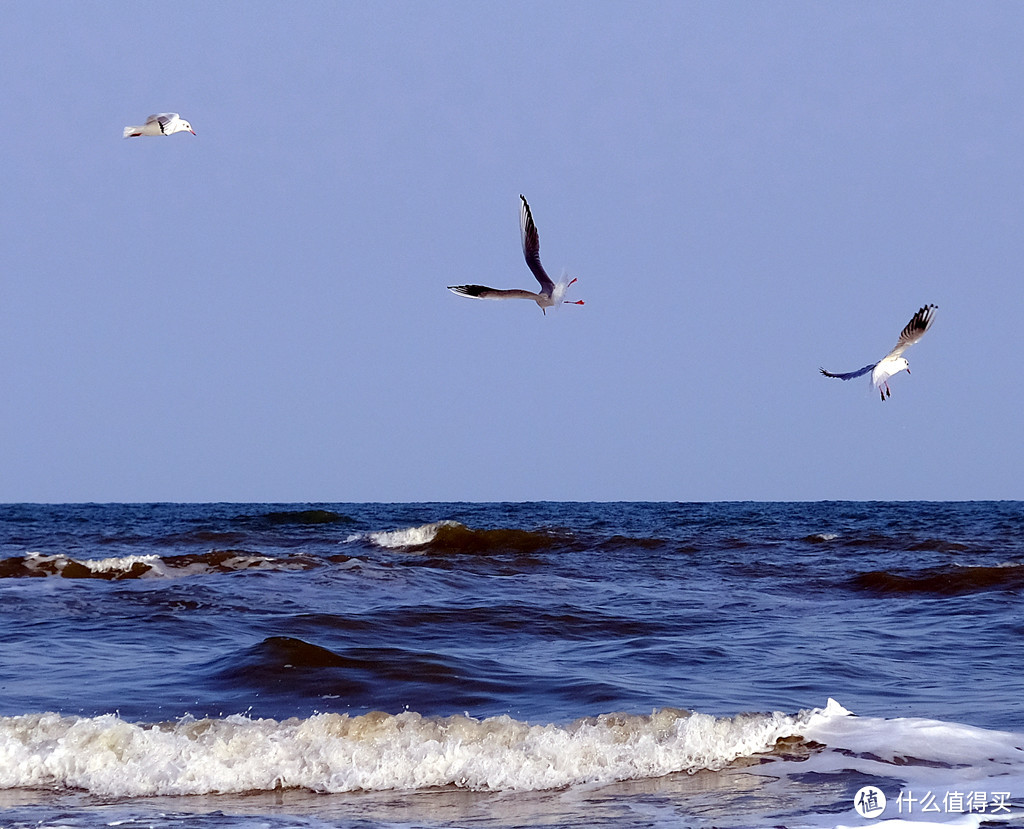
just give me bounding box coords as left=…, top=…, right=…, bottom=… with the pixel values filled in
left=179, top=120, right=196, bottom=135
left=896, top=357, right=910, bottom=375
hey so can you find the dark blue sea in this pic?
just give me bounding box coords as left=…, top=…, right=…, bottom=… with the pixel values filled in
left=0, top=502, right=1022, bottom=828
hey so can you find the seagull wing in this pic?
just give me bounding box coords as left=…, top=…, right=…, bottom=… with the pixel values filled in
left=519, top=195, right=555, bottom=297
left=819, top=364, right=876, bottom=381
left=448, top=285, right=539, bottom=301
left=146, top=113, right=180, bottom=134
left=885, top=304, right=937, bottom=360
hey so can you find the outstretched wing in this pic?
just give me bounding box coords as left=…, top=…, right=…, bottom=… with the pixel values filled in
left=448, top=284, right=539, bottom=301
left=819, top=364, right=876, bottom=381
left=885, top=304, right=937, bottom=360
left=519, top=195, right=555, bottom=297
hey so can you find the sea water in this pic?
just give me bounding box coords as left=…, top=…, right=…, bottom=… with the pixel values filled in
left=0, top=502, right=1021, bottom=828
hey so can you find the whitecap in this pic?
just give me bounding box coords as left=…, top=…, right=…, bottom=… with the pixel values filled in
left=22, top=552, right=165, bottom=578
left=0, top=704, right=827, bottom=797
left=17, top=551, right=307, bottom=579
left=366, top=521, right=462, bottom=550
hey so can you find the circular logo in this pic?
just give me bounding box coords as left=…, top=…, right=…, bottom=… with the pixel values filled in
left=853, top=785, right=887, bottom=818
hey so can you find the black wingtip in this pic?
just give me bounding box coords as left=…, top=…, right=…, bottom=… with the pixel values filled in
left=908, top=303, right=938, bottom=332
left=448, top=284, right=489, bottom=298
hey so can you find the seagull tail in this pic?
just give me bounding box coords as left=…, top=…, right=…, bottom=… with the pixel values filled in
left=551, top=273, right=582, bottom=306
left=123, top=126, right=143, bottom=138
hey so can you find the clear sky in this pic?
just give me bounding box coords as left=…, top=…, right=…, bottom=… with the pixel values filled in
left=2, top=2, right=1022, bottom=503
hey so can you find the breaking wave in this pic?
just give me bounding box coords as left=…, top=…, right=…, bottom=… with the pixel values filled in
left=360, top=521, right=574, bottom=554
left=0, top=550, right=318, bottom=580
left=0, top=702, right=844, bottom=797
left=4, top=698, right=1020, bottom=807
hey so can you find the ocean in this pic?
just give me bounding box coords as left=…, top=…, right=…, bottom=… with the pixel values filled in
left=0, top=501, right=1021, bottom=828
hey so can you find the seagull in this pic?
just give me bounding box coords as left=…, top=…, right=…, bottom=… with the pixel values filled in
left=448, top=195, right=585, bottom=314
left=820, top=304, right=937, bottom=401
left=123, top=113, right=196, bottom=138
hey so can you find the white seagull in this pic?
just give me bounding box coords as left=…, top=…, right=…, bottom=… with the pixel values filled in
left=123, top=113, right=196, bottom=138
left=820, top=304, right=937, bottom=401
left=448, top=195, right=584, bottom=314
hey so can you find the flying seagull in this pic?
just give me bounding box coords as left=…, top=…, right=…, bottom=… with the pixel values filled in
left=123, top=113, right=196, bottom=138
left=448, top=195, right=584, bottom=314
left=820, top=304, right=937, bottom=401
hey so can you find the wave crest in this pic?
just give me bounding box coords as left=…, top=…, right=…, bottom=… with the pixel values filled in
left=366, top=520, right=462, bottom=549
left=0, top=704, right=829, bottom=796
left=0, top=550, right=318, bottom=580
left=363, top=521, right=571, bottom=554
left=852, top=563, right=1024, bottom=595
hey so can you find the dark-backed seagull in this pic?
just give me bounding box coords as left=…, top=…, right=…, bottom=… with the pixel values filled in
left=448, top=195, right=584, bottom=315
left=820, top=304, right=937, bottom=401
left=123, top=113, right=196, bottom=138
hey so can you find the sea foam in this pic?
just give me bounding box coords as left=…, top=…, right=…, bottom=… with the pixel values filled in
left=3, top=551, right=312, bottom=580
left=366, top=521, right=461, bottom=550
left=0, top=703, right=831, bottom=797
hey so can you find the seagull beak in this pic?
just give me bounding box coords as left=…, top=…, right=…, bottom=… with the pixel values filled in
left=906, top=368, right=911, bottom=375
left=190, top=128, right=196, bottom=135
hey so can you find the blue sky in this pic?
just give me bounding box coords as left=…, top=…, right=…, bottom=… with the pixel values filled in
left=2, top=2, right=1023, bottom=503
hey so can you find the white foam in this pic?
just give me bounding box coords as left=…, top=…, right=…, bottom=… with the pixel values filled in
left=22, top=552, right=167, bottom=577
left=0, top=704, right=824, bottom=797
left=3, top=700, right=1021, bottom=827
left=365, top=521, right=462, bottom=550
left=18, top=551, right=306, bottom=579
left=800, top=703, right=1024, bottom=784
left=762, top=701, right=1024, bottom=826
